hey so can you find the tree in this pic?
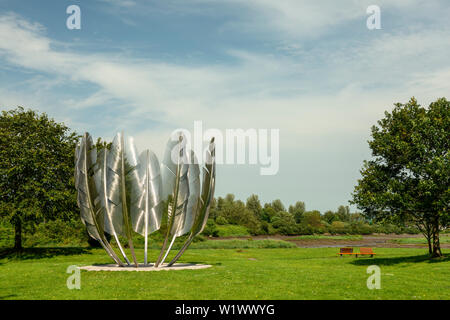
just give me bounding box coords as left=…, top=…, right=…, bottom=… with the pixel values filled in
left=351, top=98, right=449, bottom=257
left=289, top=201, right=305, bottom=223
left=261, top=206, right=277, bottom=223
left=323, top=210, right=337, bottom=224
left=267, top=199, right=285, bottom=213
left=336, top=205, right=350, bottom=222
left=271, top=211, right=296, bottom=235
left=246, top=194, right=262, bottom=219
left=0, top=107, right=78, bottom=250
left=301, top=210, right=323, bottom=229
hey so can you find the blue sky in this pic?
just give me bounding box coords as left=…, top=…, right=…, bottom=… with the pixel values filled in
left=1, top=0, right=449, bottom=212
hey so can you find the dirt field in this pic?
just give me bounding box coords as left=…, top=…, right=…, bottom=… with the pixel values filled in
left=214, top=234, right=450, bottom=249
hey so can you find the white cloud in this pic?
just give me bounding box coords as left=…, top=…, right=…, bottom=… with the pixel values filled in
left=1, top=6, right=449, bottom=210
left=1, top=11, right=448, bottom=141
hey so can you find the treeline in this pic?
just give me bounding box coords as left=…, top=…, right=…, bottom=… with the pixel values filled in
left=202, top=194, right=419, bottom=237
left=0, top=192, right=419, bottom=248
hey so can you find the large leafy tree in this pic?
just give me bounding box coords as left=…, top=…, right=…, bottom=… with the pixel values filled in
left=0, top=107, right=79, bottom=250
left=351, top=98, right=449, bottom=257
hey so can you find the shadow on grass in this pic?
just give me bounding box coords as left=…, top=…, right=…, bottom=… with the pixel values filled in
left=0, top=247, right=93, bottom=261
left=350, top=253, right=450, bottom=266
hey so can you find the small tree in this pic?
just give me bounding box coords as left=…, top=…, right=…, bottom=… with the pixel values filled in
left=246, top=194, right=262, bottom=219
left=289, top=201, right=306, bottom=223
left=323, top=210, right=337, bottom=224
left=0, top=107, right=78, bottom=250
left=265, top=199, right=285, bottom=213
left=301, top=210, right=323, bottom=229
left=336, top=205, right=351, bottom=222
left=351, top=98, right=449, bottom=257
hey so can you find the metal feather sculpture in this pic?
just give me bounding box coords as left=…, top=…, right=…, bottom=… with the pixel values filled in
left=159, top=149, right=200, bottom=266
left=154, top=134, right=190, bottom=267
left=107, top=132, right=139, bottom=267
left=97, top=147, right=130, bottom=265
left=74, top=132, right=216, bottom=268
left=74, top=133, right=124, bottom=266
left=167, top=138, right=216, bottom=267
left=129, top=149, right=163, bottom=265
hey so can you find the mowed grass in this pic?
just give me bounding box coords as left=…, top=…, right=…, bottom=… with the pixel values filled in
left=0, top=247, right=449, bottom=300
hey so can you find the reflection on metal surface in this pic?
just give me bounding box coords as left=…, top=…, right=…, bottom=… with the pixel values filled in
left=74, top=132, right=216, bottom=268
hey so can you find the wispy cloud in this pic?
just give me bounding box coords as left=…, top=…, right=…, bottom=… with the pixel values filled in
left=0, top=2, right=449, bottom=210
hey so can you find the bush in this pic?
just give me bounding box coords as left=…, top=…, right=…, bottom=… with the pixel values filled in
left=201, top=219, right=219, bottom=237
left=301, top=211, right=323, bottom=229
left=329, top=221, right=346, bottom=234
left=271, top=211, right=296, bottom=235
left=0, top=219, right=13, bottom=247
left=295, top=224, right=315, bottom=235
left=216, top=224, right=250, bottom=237
left=215, top=216, right=228, bottom=225
left=23, top=219, right=88, bottom=247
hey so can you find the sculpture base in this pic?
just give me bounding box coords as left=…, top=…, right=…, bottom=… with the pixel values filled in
left=79, top=263, right=212, bottom=271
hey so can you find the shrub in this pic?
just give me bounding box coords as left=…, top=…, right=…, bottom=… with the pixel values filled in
left=329, top=221, right=346, bottom=234
left=201, top=219, right=219, bottom=237
left=23, top=219, right=88, bottom=247
left=271, top=211, right=296, bottom=235
left=216, top=224, right=250, bottom=237
left=301, top=211, right=323, bottom=228
left=215, top=216, right=228, bottom=225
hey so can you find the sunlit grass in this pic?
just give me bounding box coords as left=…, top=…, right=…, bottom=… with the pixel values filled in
left=0, top=247, right=448, bottom=300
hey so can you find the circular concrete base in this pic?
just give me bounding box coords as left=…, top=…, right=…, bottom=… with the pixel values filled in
left=79, top=263, right=212, bottom=272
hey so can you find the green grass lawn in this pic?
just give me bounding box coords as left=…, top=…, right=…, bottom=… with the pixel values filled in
left=0, top=246, right=448, bottom=300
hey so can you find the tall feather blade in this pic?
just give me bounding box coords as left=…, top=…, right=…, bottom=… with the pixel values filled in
left=167, top=138, right=216, bottom=266
left=155, top=133, right=189, bottom=267
left=170, top=164, right=189, bottom=235
left=97, top=148, right=131, bottom=265
left=160, top=133, right=189, bottom=235
left=176, top=150, right=200, bottom=237
left=74, top=133, right=123, bottom=266
left=74, top=142, right=80, bottom=190
left=104, top=134, right=124, bottom=237
left=131, top=149, right=163, bottom=235
left=107, top=132, right=138, bottom=267
left=129, top=149, right=163, bottom=264
left=75, top=135, right=97, bottom=229
left=191, top=137, right=216, bottom=236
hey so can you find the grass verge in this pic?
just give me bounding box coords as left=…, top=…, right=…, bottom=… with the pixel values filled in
left=0, top=247, right=448, bottom=300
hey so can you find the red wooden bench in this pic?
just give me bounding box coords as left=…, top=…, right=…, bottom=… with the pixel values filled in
left=356, top=247, right=376, bottom=258
left=338, top=247, right=376, bottom=257
left=338, top=247, right=356, bottom=256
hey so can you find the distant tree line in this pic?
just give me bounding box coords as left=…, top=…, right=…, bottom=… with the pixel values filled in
left=201, top=194, right=418, bottom=237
